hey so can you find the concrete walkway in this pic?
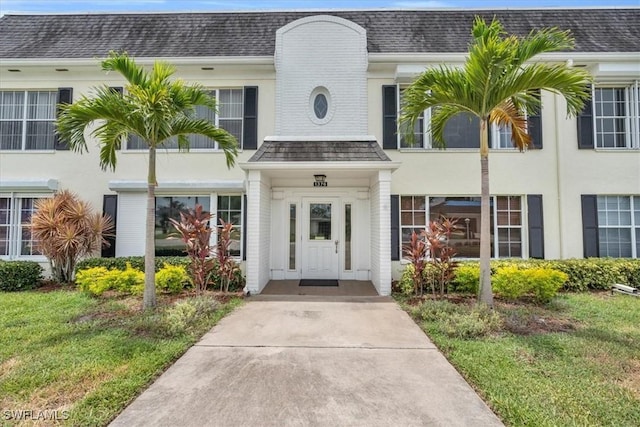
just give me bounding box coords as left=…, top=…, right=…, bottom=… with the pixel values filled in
left=110, top=299, right=503, bottom=427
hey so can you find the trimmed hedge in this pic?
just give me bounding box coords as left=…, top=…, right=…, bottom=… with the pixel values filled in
left=455, top=258, right=640, bottom=292
left=492, top=266, right=567, bottom=303
left=0, top=261, right=43, bottom=292
left=75, top=256, right=190, bottom=273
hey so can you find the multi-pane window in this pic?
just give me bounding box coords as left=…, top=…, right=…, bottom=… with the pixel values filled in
left=400, top=195, right=523, bottom=259
left=0, top=196, right=43, bottom=258
left=0, top=91, right=57, bottom=150
left=217, top=195, right=242, bottom=258
left=127, top=88, right=243, bottom=150
left=400, top=196, right=427, bottom=248
left=398, top=86, right=532, bottom=150
left=155, top=196, right=211, bottom=256
left=597, top=196, right=639, bottom=258
left=496, top=196, right=522, bottom=257
left=593, top=82, right=640, bottom=149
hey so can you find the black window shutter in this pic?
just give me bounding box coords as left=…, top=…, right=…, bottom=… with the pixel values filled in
left=55, top=87, right=73, bottom=150
left=382, top=85, right=398, bottom=150
left=527, top=195, right=545, bottom=259
left=581, top=195, right=599, bottom=257
left=242, top=194, right=248, bottom=261
left=577, top=90, right=594, bottom=149
left=390, top=195, right=400, bottom=261
left=101, top=195, right=118, bottom=258
left=243, top=86, right=258, bottom=150
left=528, top=90, right=543, bottom=149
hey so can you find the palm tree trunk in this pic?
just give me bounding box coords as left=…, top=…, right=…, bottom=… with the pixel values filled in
left=143, top=145, right=157, bottom=310
left=479, top=119, right=494, bottom=308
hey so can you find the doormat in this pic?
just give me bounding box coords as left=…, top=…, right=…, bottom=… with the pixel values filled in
left=299, top=279, right=339, bottom=287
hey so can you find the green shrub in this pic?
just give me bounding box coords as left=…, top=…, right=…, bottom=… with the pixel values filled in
left=493, top=266, right=567, bottom=303
left=114, top=263, right=145, bottom=295
left=415, top=299, right=462, bottom=322
left=607, top=259, right=640, bottom=288
left=545, top=259, right=620, bottom=291
left=156, top=263, right=190, bottom=294
left=75, top=256, right=190, bottom=273
left=450, top=258, right=640, bottom=292
left=451, top=264, right=480, bottom=294
left=0, top=261, right=43, bottom=292
left=76, top=264, right=144, bottom=296
left=75, top=266, right=112, bottom=296
left=493, top=266, right=531, bottom=300
left=438, top=304, right=503, bottom=339
left=528, top=268, right=567, bottom=303
left=399, top=264, right=417, bottom=296
left=164, top=296, right=221, bottom=336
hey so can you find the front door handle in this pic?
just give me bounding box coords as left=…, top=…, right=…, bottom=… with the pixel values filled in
left=335, top=240, right=339, bottom=254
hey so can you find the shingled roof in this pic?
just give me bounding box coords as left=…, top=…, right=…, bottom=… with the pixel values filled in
left=248, top=141, right=391, bottom=162
left=1, top=9, right=639, bottom=59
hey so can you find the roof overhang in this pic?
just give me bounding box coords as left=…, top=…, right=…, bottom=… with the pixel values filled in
left=240, top=139, right=400, bottom=180
left=0, top=56, right=275, bottom=67
left=108, top=180, right=245, bottom=193
left=0, top=179, right=59, bottom=192
left=385, top=52, right=640, bottom=82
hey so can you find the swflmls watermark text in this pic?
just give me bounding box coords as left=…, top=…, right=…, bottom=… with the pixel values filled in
left=3, top=409, right=70, bottom=421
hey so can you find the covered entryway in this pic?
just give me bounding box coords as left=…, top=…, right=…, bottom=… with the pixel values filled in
left=239, top=139, right=400, bottom=296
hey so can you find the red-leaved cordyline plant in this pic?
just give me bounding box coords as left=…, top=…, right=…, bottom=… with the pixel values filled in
left=216, top=218, right=240, bottom=293
left=169, top=204, right=214, bottom=294
left=402, top=231, right=428, bottom=296
left=422, top=216, right=460, bottom=298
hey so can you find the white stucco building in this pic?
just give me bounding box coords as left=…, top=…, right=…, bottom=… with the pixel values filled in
left=1, top=8, right=639, bottom=295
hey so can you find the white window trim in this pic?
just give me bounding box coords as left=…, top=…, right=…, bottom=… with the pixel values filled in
left=213, top=193, right=244, bottom=261
left=597, top=195, right=639, bottom=258
left=398, top=195, right=527, bottom=261
left=123, top=88, right=244, bottom=152
left=0, top=90, right=57, bottom=152
left=592, top=81, right=640, bottom=150
left=0, top=192, right=51, bottom=261
left=396, top=84, right=526, bottom=151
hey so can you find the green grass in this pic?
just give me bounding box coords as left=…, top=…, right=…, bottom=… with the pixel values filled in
left=0, top=289, right=242, bottom=426
left=399, top=293, right=640, bottom=427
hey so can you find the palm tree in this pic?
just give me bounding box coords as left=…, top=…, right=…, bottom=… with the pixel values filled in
left=57, top=51, right=238, bottom=309
left=400, top=17, right=591, bottom=307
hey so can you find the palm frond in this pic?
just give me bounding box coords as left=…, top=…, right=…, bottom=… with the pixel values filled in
left=102, top=51, right=148, bottom=87
left=490, top=99, right=531, bottom=151
left=171, top=117, right=238, bottom=167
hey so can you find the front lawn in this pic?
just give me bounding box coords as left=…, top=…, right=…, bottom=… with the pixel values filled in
left=0, top=289, right=242, bottom=426
left=399, top=293, right=640, bottom=427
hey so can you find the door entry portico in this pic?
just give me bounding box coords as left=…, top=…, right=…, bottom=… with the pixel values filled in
left=301, top=198, right=340, bottom=279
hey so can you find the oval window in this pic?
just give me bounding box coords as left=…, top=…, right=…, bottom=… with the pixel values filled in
left=313, top=93, right=328, bottom=119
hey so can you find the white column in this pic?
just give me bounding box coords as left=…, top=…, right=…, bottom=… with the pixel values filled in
left=245, top=170, right=262, bottom=294
left=377, top=170, right=392, bottom=296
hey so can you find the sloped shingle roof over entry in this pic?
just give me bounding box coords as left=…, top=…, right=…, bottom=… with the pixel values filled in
left=1, top=9, right=639, bottom=59
left=248, top=141, right=391, bottom=162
